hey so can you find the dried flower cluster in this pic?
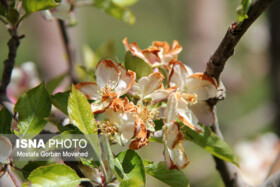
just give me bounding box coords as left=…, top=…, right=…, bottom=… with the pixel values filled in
left=75, top=38, right=220, bottom=170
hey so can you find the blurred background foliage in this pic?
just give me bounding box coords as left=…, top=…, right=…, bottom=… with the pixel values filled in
left=0, top=0, right=278, bottom=186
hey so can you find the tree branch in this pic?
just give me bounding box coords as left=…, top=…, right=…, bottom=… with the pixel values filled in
left=57, top=20, right=77, bottom=83
left=0, top=29, right=23, bottom=96
left=205, top=0, right=275, bottom=81
left=204, top=0, right=276, bottom=186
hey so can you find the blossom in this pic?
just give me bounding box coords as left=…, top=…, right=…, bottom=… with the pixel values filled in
left=130, top=72, right=176, bottom=103
left=7, top=62, right=40, bottom=103
left=123, top=38, right=182, bottom=68
left=168, top=61, right=219, bottom=127
left=75, top=59, right=135, bottom=113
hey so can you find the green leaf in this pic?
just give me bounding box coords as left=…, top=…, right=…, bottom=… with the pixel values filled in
left=120, top=178, right=144, bottom=187
left=145, top=162, right=189, bottom=187
left=51, top=91, right=70, bottom=115
left=101, top=135, right=115, bottom=183
left=94, top=0, right=135, bottom=24
left=0, top=4, right=7, bottom=16
left=0, top=108, right=12, bottom=134
left=22, top=164, right=83, bottom=187
left=7, top=7, right=19, bottom=24
left=116, top=150, right=146, bottom=184
left=112, top=0, right=138, bottom=7
left=22, top=161, right=54, bottom=179
left=124, top=51, right=153, bottom=80
left=14, top=83, right=51, bottom=138
left=236, top=0, right=252, bottom=23
left=67, top=85, right=101, bottom=157
left=22, top=0, right=60, bottom=13
left=46, top=73, right=67, bottom=94
left=181, top=124, right=238, bottom=165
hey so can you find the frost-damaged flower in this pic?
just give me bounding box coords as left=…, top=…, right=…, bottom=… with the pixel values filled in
left=163, top=95, right=189, bottom=169
left=130, top=72, right=176, bottom=103
left=99, top=98, right=142, bottom=146
left=75, top=59, right=135, bottom=113
left=169, top=61, right=218, bottom=127
left=123, top=38, right=182, bottom=68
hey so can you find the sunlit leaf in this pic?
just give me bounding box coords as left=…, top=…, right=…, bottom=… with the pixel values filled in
left=181, top=124, right=238, bottom=165
left=22, top=164, right=84, bottom=187
left=116, top=150, right=146, bottom=184
left=67, top=85, right=101, bottom=157
left=112, top=0, right=138, bottom=7
left=23, top=0, right=60, bottom=13
left=22, top=161, right=55, bottom=179
left=14, top=83, right=51, bottom=138
left=94, top=0, right=135, bottom=24
left=145, top=162, right=189, bottom=187
left=120, top=178, right=144, bottom=187
left=0, top=108, right=12, bottom=134
left=124, top=51, right=153, bottom=79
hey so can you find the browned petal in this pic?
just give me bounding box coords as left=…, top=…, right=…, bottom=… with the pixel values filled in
left=153, top=41, right=170, bottom=53
left=171, top=122, right=185, bottom=149
left=169, top=40, right=182, bottom=54
left=178, top=114, right=203, bottom=133
left=122, top=37, right=143, bottom=57
left=75, top=82, right=97, bottom=99
left=101, top=92, right=117, bottom=102
left=129, top=137, right=149, bottom=150
left=97, top=59, right=121, bottom=74
left=110, top=98, right=124, bottom=112
left=132, top=116, right=141, bottom=139
left=189, top=73, right=218, bottom=89
left=168, top=61, right=189, bottom=86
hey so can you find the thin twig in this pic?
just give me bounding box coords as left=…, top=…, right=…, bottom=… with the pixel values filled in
left=57, top=19, right=77, bottom=83
left=7, top=165, right=20, bottom=187
left=0, top=29, right=23, bottom=96
left=205, top=0, right=275, bottom=82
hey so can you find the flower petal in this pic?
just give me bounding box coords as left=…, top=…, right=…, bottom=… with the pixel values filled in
left=169, top=61, right=191, bottom=91
left=95, top=59, right=120, bottom=89
left=165, top=92, right=179, bottom=123
left=123, top=38, right=145, bottom=60
left=185, top=73, right=218, bottom=100
left=120, top=113, right=140, bottom=144
left=138, top=72, right=164, bottom=99
left=189, top=101, right=214, bottom=126
left=150, top=86, right=177, bottom=103
left=115, top=66, right=135, bottom=96
left=91, top=99, right=111, bottom=114
left=178, top=110, right=204, bottom=133
left=75, top=82, right=100, bottom=100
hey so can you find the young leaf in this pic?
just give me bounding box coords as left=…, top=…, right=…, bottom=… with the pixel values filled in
left=0, top=108, right=12, bottom=134
left=51, top=91, right=70, bottom=115
left=94, top=0, right=135, bottom=24
left=236, top=0, right=252, bottom=23
left=145, top=162, right=189, bottom=187
left=181, top=124, right=238, bottom=165
left=7, top=7, right=19, bottom=24
left=116, top=150, right=146, bottom=184
left=124, top=51, right=153, bottom=80
left=22, top=161, right=55, bottom=179
left=46, top=73, right=67, bottom=94
left=22, top=0, right=60, bottom=13
left=101, top=135, right=115, bottom=183
left=14, top=83, right=51, bottom=138
left=120, top=178, right=144, bottom=187
left=67, top=85, right=101, bottom=157
left=22, top=164, right=83, bottom=187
